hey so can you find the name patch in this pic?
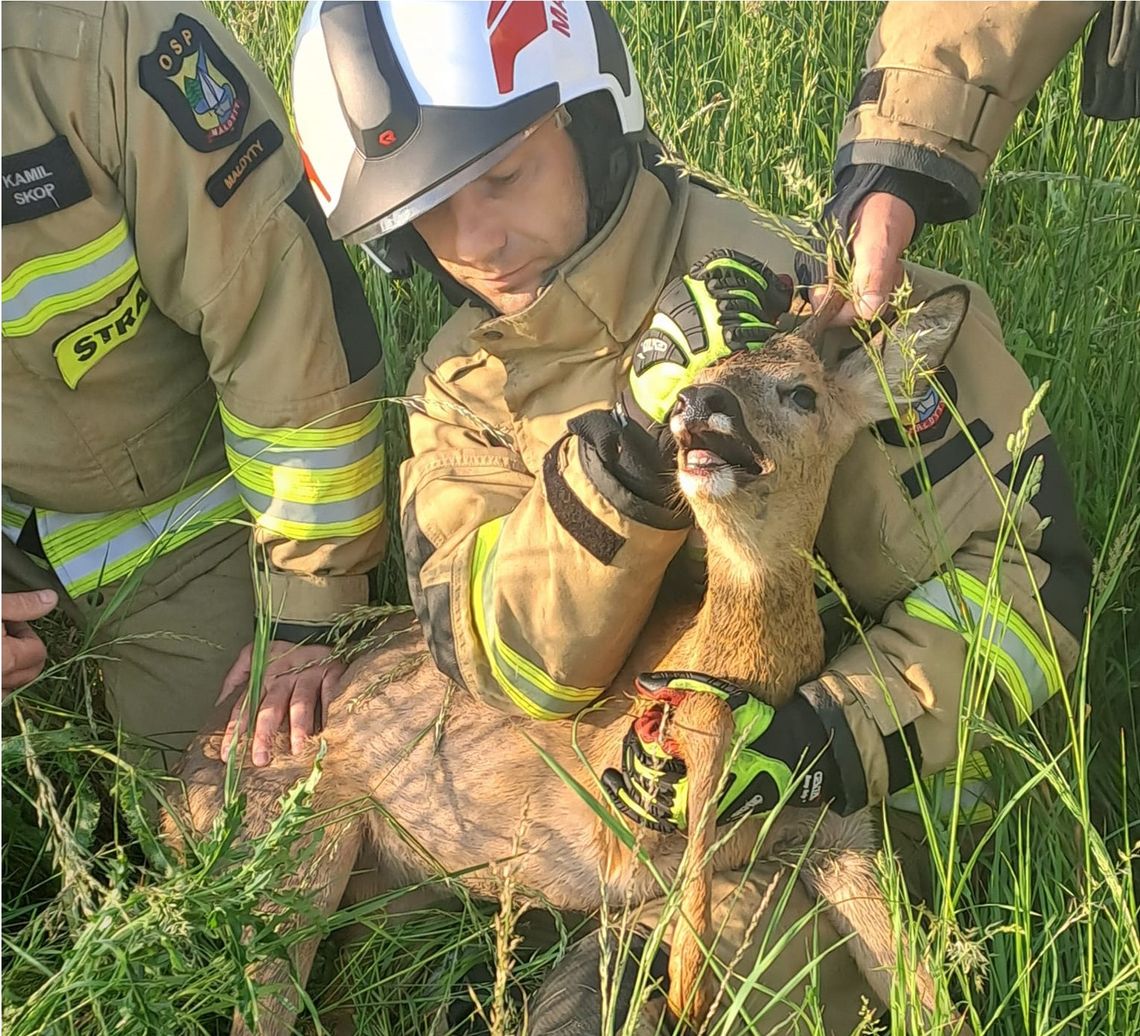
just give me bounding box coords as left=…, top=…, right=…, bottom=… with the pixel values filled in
left=53, top=277, right=151, bottom=389
left=138, top=14, right=250, bottom=153
left=2, top=136, right=92, bottom=225
left=205, top=121, right=283, bottom=207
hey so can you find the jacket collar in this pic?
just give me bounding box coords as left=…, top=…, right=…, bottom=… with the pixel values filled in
left=467, top=149, right=690, bottom=358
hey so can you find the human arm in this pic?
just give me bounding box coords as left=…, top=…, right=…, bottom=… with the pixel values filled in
left=836, top=1, right=1100, bottom=223
left=808, top=2, right=1102, bottom=323
left=402, top=255, right=790, bottom=718
left=104, top=4, right=387, bottom=756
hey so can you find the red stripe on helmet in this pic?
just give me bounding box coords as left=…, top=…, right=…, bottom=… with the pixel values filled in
left=488, top=0, right=547, bottom=94
left=300, top=146, right=331, bottom=203
left=486, top=0, right=507, bottom=26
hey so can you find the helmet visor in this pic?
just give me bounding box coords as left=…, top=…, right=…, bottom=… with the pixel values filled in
left=351, top=108, right=568, bottom=255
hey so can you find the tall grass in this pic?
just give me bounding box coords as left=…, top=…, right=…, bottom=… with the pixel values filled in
left=3, top=3, right=1137, bottom=1035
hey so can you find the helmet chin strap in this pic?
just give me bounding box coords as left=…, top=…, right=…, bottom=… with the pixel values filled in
left=565, top=93, right=637, bottom=239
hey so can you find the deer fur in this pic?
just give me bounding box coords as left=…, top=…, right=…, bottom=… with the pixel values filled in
left=166, top=286, right=972, bottom=1036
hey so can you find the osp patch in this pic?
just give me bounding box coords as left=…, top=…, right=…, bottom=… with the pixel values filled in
left=876, top=368, right=957, bottom=446
left=138, top=14, right=250, bottom=153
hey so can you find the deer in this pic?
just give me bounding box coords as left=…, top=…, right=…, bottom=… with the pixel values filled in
left=167, top=285, right=972, bottom=1036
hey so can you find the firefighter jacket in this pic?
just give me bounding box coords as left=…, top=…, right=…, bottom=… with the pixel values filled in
left=1, top=2, right=386, bottom=641
left=399, top=152, right=1092, bottom=816
left=835, top=1, right=1118, bottom=222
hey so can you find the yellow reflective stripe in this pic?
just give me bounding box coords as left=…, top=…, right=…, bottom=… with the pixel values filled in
left=244, top=501, right=385, bottom=542
left=903, top=590, right=1035, bottom=720
left=218, top=400, right=385, bottom=540
left=2, top=217, right=129, bottom=300
left=889, top=750, right=994, bottom=822
left=218, top=399, right=383, bottom=449
left=36, top=474, right=244, bottom=595
left=955, top=571, right=1063, bottom=710
left=470, top=517, right=602, bottom=719
left=63, top=494, right=244, bottom=597
left=2, top=490, right=33, bottom=540
left=224, top=444, right=384, bottom=504
left=904, top=570, right=1062, bottom=722
left=2, top=218, right=138, bottom=338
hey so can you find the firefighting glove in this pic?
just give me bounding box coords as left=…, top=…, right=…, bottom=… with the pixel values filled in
left=600, top=672, right=842, bottom=834
left=567, top=409, right=683, bottom=515
left=616, top=249, right=792, bottom=431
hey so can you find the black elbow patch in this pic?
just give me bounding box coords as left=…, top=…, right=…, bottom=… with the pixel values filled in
left=997, top=436, right=1092, bottom=640
left=898, top=418, right=994, bottom=497
left=544, top=438, right=626, bottom=565
left=401, top=499, right=465, bottom=688
left=285, top=179, right=383, bottom=383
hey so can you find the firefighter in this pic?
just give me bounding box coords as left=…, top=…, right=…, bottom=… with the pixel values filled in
left=1, top=2, right=387, bottom=770
left=292, top=0, right=1091, bottom=1028
left=815, top=0, right=1136, bottom=323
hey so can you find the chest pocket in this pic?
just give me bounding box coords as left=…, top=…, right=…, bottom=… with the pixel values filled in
left=1, top=214, right=148, bottom=388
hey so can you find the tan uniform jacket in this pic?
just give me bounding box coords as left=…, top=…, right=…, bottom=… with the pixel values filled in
left=400, top=153, right=1091, bottom=812
left=1, top=2, right=387, bottom=637
left=836, top=1, right=1104, bottom=217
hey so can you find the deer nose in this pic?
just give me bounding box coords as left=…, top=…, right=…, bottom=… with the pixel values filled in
left=672, top=384, right=744, bottom=432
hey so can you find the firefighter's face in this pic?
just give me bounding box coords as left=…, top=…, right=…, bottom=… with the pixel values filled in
left=413, top=115, right=588, bottom=316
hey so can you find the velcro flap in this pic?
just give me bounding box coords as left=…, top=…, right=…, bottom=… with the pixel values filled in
left=877, top=67, right=1019, bottom=157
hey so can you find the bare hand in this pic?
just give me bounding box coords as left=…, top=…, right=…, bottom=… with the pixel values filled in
left=809, top=191, right=916, bottom=325
left=2, top=590, right=57, bottom=694
left=217, top=640, right=347, bottom=765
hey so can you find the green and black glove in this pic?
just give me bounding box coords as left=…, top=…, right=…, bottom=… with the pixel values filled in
left=617, top=248, right=793, bottom=430
left=600, top=671, right=843, bottom=834
left=573, top=250, right=790, bottom=522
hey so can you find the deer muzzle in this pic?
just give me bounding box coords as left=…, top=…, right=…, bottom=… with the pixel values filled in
left=671, top=384, right=769, bottom=494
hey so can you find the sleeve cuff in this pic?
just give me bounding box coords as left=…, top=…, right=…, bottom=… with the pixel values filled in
left=576, top=436, right=691, bottom=532
left=834, top=139, right=980, bottom=224
left=824, top=163, right=932, bottom=240
left=809, top=645, right=927, bottom=810
left=263, top=568, right=370, bottom=633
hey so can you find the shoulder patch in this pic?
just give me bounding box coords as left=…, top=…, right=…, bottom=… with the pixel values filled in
left=2, top=136, right=91, bottom=225
left=138, top=13, right=250, bottom=153
left=205, top=121, right=284, bottom=207
left=875, top=368, right=958, bottom=447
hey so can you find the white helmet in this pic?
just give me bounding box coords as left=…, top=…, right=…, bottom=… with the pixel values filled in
left=293, top=0, right=645, bottom=268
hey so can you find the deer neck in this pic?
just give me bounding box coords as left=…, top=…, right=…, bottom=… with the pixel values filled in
left=687, top=543, right=823, bottom=706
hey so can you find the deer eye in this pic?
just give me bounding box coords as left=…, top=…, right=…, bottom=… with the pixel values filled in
left=785, top=385, right=817, bottom=413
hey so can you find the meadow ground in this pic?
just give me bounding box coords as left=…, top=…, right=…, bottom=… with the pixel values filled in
left=2, top=3, right=1138, bottom=1034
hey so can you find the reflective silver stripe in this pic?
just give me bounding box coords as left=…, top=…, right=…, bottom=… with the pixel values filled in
left=1, top=233, right=136, bottom=324
left=41, top=480, right=241, bottom=593
left=910, top=578, right=1053, bottom=713
left=237, top=483, right=385, bottom=525
left=485, top=636, right=592, bottom=717
left=888, top=751, right=994, bottom=819
left=223, top=428, right=380, bottom=468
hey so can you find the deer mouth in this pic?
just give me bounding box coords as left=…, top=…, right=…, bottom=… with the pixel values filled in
left=676, top=426, right=767, bottom=496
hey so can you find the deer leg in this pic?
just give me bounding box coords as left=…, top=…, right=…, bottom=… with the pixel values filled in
left=231, top=810, right=365, bottom=1036
left=803, top=814, right=972, bottom=1036
left=165, top=713, right=369, bottom=1036
left=663, top=694, right=736, bottom=1029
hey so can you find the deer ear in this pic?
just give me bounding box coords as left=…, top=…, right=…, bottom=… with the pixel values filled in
left=833, top=285, right=970, bottom=426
